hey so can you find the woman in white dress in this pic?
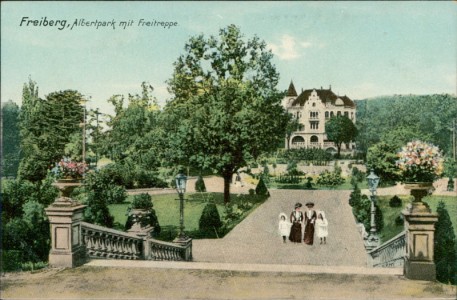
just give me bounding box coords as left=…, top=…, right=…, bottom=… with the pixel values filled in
left=316, top=211, right=328, bottom=244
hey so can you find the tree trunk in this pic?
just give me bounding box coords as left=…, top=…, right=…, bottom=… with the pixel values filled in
left=223, top=173, right=232, bottom=204
left=337, top=143, right=342, bottom=159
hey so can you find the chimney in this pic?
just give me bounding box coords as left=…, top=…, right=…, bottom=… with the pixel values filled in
left=329, top=84, right=332, bottom=90
left=320, top=86, right=323, bottom=90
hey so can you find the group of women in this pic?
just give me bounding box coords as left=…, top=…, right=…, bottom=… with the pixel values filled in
left=278, top=202, right=328, bottom=245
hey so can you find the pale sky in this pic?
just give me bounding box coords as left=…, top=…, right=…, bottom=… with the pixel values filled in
left=2, top=1, right=456, bottom=115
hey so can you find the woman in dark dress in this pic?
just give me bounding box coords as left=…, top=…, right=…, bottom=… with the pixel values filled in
left=304, top=202, right=317, bottom=245
left=289, top=202, right=303, bottom=243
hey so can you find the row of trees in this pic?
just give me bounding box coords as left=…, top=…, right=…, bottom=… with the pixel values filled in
left=3, top=25, right=294, bottom=204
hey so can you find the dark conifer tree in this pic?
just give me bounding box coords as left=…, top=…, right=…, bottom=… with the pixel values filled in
left=434, top=201, right=457, bottom=284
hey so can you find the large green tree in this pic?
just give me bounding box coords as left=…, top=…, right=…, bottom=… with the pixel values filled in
left=18, top=79, right=84, bottom=181
left=165, top=25, right=290, bottom=203
left=100, top=82, right=164, bottom=169
left=366, top=141, right=401, bottom=184
left=325, top=115, right=358, bottom=158
left=2, top=100, right=21, bottom=177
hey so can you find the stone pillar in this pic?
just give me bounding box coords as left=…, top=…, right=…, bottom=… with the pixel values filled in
left=45, top=197, right=87, bottom=268
left=402, top=209, right=438, bottom=281
left=173, top=237, right=193, bottom=261
left=402, top=182, right=438, bottom=281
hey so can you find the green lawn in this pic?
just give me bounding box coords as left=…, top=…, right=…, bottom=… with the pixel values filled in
left=376, top=195, right=412, bottom=243
left=377, top=195, right=457, bottom=243
left=108, top=192, right=268, bottom=241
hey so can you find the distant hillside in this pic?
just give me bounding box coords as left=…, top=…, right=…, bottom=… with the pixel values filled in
left=354, top=94, right=457, bottom=156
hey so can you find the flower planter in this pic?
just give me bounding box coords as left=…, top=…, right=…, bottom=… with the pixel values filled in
left=404, top=182, right=434, bottom=213
left=53, top=179, right=82, bottom=199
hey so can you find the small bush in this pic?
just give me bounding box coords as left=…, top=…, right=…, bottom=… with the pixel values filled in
left=125, top=194, right=161, bottom=236
left=304, top=177, right=313, bottom=189
left=195, top=175, right=207, bottom=192
left=447, top=177, right=455, bottom=191
left=131, top=193, right=153, bottom=210
left=255, top=176, right=269, bottom=196
left=389, top=195, right=402, bottom=207
left=349, top=184, right=361, bottom=207
left=248, top=189, right=255, bottom=196
left=395, top=215, right=404, bottom=226
left=199, top=202, right=222, bottom=233
left=317, top=170, right=344, bottom=186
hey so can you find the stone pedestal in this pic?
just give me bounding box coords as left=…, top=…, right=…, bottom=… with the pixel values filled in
left=402, top=209, right=438, bottom=281
left=173, top=237, right=193, bottom=261
left=402, top=182, right=438, bottom=281
left=45, top=197, right=87, bottom=268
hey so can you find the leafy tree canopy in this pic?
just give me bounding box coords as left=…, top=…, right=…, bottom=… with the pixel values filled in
left=325, top=115, right=357, bottom=158
left=164, top=25, right=291, bottom=203
left=100, top=82, right=164, bottom=170
left=18, top=79, right=84, bottom=181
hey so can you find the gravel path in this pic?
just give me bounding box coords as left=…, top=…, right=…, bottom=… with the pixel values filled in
left=193, top=189, right=368, bottom=267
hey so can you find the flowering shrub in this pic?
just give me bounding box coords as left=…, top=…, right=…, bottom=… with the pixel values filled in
left=56, top=158, right=88, bottom=179
left=396, top=140, right=444, bottom=182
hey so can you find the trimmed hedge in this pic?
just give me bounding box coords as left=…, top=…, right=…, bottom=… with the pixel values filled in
left=199, top=202, right=222, bottom=234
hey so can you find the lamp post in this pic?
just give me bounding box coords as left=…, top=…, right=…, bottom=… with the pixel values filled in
left=79, top=97, right=89, bottom=176
left=366, top=169, right=380, bottom=250
left=175, top=172, right=188, bottom=242
left=94, top=108, right=102, bottom=169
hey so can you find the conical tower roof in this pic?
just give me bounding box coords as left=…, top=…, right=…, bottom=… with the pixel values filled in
left=287, top=81, right=298, bottom=97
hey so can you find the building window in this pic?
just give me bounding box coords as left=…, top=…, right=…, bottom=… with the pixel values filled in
left=325, top=111, right=329, bottom=118
left=344, top=111, right=349, bottom=117
left=330, top=111, right=334, bottom=117
left=310, top=121, right=319, bottom=129
left=292, top=136, right=305, bottom=144
left=310, top=111, right=318, bottom=118
left=337, top=111, right=341, bottom=116
left=310, top=135, right=318, bottom=143
left=312, top=102, right=316, bottom=107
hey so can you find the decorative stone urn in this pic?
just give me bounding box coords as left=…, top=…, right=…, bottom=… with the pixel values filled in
left=402, top=181, right=438, bottom=281
left=404, top=182, right=434, bottom=214
left=53, top=178, right=82, bottom=199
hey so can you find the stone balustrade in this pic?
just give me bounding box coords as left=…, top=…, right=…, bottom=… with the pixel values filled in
left=368, top=231, right=406, bottom=268
left=81, top=222, right=143, bottom=260
left=147, top=239, right=192, bottom=261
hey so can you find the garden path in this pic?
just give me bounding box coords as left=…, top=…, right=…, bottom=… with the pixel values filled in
left=193, top=189, right=368, bottom=266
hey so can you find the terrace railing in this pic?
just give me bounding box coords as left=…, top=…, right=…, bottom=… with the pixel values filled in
left=81, top=222, right=143, bottom=260
left=368, top=231, right=406, bottom=268
left=147, top=239, right=192, bottom=261
left=81, top=222, right=193, bottom=262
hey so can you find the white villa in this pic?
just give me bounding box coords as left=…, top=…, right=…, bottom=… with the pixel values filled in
left=282, top=82, right=357, bottom=153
